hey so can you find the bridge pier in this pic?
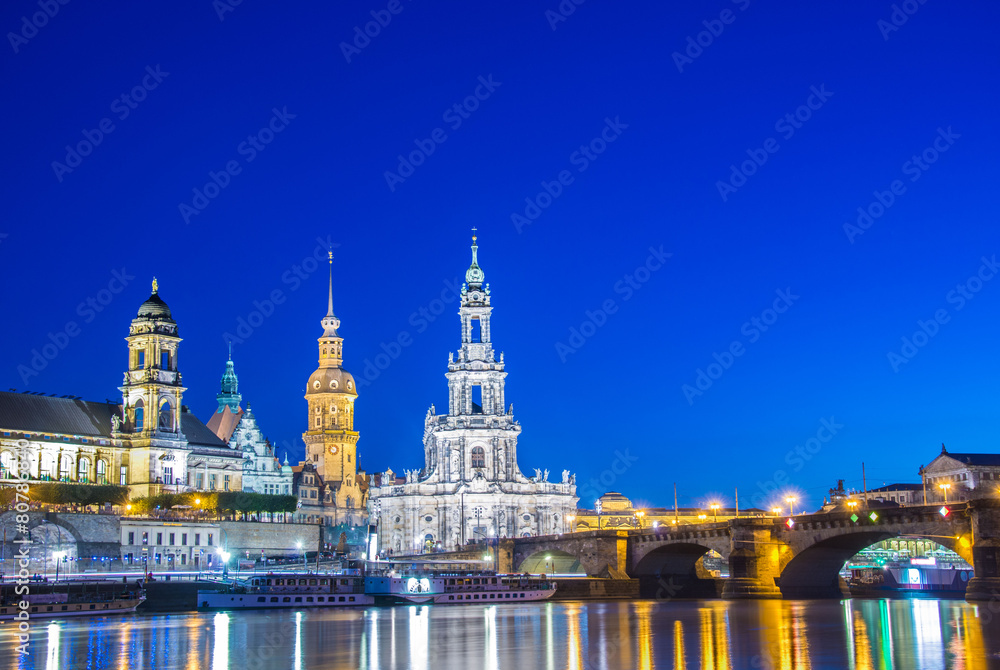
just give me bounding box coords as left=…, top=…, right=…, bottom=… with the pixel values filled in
left=965, top=499, right=1000, bottom=602
left=721, top=518, right=782, bottom=599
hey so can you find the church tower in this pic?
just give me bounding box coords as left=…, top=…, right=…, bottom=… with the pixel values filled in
left=302, top=252, right=360, bottom=496
left=116, top=278, right=188, bottom=495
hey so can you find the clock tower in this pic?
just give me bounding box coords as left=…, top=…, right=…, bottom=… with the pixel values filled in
left=302, top=252, right=362, bottom=507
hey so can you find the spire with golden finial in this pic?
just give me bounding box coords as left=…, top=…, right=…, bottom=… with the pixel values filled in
left=466, top=227, right=485, bottom=286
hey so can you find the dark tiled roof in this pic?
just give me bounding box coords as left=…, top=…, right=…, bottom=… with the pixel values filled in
left=181, top=412, right=229, bottom=449
left=945, top=453, right=1000, bottom=467
left=0, top=391, right=117, bottom=437
left=869, top=483, right=923, bottom=492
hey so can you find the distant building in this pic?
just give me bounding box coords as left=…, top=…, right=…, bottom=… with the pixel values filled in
left=868, top=483, right=923, bottom=506
left=921, top=444, right=1000, bottom=502
left=368, top=234, right=577, bottom=553
left=205, top=354, right=293, bottom=496
left=571, top=491, right=762, bottom=530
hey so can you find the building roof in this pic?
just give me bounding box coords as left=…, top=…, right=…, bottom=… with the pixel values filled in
left=941, top=453, right=1000, bottom=467
left=180, top=412, right=229, bottom=449
left=205, top=405, right=243, bottom=443
left=869, top=483, right=923, bottom=492
left=0, top=391, right=117, bottom=437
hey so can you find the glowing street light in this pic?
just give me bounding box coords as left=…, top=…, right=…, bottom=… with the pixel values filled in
left=698, top=513, right=707, bottom=522
left=771, top=507, right=782, bottom=517
left=938, top=483, right=951, bottom=504
left=566, top=514, right=575, bottom=532
left=296, top=541, right=305, bottom=568
left=785, top=496, right=797, bottom=516
left=635, top=510, right=645, bottom=528
left=710, top=503, right=720, bottom=522
left=53, top=550, right=65, bottom=582
left=847, top=500, right=858, bottom=512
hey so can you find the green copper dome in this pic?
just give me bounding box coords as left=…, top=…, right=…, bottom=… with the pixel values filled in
left=466, top=231, right=485, bottom=286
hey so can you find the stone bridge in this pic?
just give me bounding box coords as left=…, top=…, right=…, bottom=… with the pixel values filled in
left=503, top=500, right=1000, bottom=600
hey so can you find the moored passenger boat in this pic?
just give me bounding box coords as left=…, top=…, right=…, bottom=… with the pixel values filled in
left=365, top=572, right=557, bottom=605
left=0, top=580, right=145, bottom=619
left=197, top=572, right=374, bottom=609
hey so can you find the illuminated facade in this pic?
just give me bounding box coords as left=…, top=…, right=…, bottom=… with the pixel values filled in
left=292, top=253, right=367, bottom=527
left=368, top=234, right=577, bottom=553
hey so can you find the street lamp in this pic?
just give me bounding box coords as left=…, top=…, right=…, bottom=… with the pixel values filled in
left=53, top=550, right=65, bottom=582
left=635, top=510, right=645, bottom=528
left=595, top=500, right=602, bottom=531
left=125, top=504, right=132, bottom=515
left=938, top=483, right=951, bottom=503
left=771, top=507, right=782, bottom=517
left=566, top=514, right=575, bottom=532
left=847, top=500, right=858, bottom=512
left=785, top=496, right=797, bottom=516
left=296, top=541, right=304, bottom=568
left=710, top=503, right=720, bottom=522
left=218, top=550, right=231, bottom=579
left=698, top=514, right=707, bottom=522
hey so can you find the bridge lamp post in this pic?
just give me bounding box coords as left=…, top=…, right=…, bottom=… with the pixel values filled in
left=847, top=500, right=858, bottom=512
left=771, top=507, right=782, bottom=517
left=635, top=511, right=645, bottom=528
left=698, top=514, right=707, bottom=522
left=566, top=514, right=575, bottom=533
left=595, top=500, right=602, bottom=531
left=938, top=483, right=951, bottom=503
left=710, top=504, right=720, bottom=522
left=785, top=496, right=797, bottom=516
left=53, top=550, right=65, bottom=582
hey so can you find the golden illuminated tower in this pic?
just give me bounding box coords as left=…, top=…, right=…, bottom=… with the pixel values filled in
left=302, top=253, right=362, bottom=506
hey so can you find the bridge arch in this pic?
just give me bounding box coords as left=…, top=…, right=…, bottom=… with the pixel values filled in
left=779, top=531, right=972, bottom=599
left=517, top=549, right=585, bottom=574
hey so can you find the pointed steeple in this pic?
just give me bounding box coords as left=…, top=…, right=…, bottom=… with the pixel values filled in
left=216, top=351, right=242, bottom=412
left=466, top=228, right=485, bottom=287
left=321, top=250, right=340, bottom=338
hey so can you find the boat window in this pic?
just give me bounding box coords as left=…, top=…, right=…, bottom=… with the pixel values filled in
left=520, top=594, right=525, bottom=598
left=257, top=597, right=266, bottom=602
left=271, top=597, right=278, bottom=602
left=474, top=595, right=479, bottom=599
left=283, top=597, right=291, bottom=602
left=318, top=597, right=324, bottom=602
left=62, top=606, right=68, bottom=610
left=473, top=579, right=480, bottom=585
left=349, top=597, right=355, bottom=602
left=295, top=597, right=302, bottom=603
left=307, top=597, right=313, bottom=602
left=339, top=597, right=345, bottom=602
left=309, top=579, right=317, bottom=586
left=492, top=578, right=497, bottom=584
left=47, top=606, right=53, bottom=611
left=320, top=579, right=328, bottom=585
left=449, top=596, right=454, bottom=600
left=275, top=579, right=283, bottom=585
left=341, top=579, right=348, bottom=585
left=299, top=580, right=307, bottom=585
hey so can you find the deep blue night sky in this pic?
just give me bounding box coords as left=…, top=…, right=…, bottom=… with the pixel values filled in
left=3, top=0, right=998, bottom=512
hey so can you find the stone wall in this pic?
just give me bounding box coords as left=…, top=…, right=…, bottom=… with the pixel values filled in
left=218, top=520, right=320, bottom=556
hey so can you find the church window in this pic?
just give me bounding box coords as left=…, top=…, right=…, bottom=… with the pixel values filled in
left=78, top=459, right=89, bottom=483
left=59, top=455, right=73, bottom=481
left=313, top=381, right=321, bottom=390
left=134, top=402, right=144, bottom=430
left=120, top=466, right=128, bottom=486
left=224, top=475, right=230, bottom=491
left=471, top=386, right=483, bottom=413
left=137, top=350, right=145, bottom=368
left=470, top=317, right=482, bottom=343
left=425, top=515, right=432, bottom=522
left=164, top=466, right=173, bottom=484
left=315, top=406, right=321, bottom=414
left=347, top=380, right=353, bottom=390
left=471, top=447, right=485, bottom=468
left=159, top=401, right=174, bottom=431
left=96, top=459, right=107, bottom=484
left=196, top=473, right=204, bottom=489
left=330, top=380, right=338, bottom=389
left=161, top=351, right=170, bottom=370
left=210, top=474, right=217, bottom=490
left=315, top=418, right=321, bottom=428
left=346, top=496, right=353, bottom=508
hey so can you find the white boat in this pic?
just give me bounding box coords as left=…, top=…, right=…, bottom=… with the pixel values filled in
left=365, top=573, right=557, bottom=605
left=0, top=580, right=144, bottom=619
left=197, top=573, right=374, bottom=609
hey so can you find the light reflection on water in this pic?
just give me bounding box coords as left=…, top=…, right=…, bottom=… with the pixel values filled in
left=1, top=599, right=998, bottom=670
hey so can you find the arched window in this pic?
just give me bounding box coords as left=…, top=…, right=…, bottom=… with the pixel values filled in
left=471, top=447, right=485, bottom=468
left=134, top=400, right=145, bottom=430
left=78, top=458, right=89, bottom=483
left=60, top=455, right=73, bottom=481
left=159, top=401, right=174, bottom=431
left=346, top=496, right=354, bottom=509
left=96, top=459, right=107, bottom=485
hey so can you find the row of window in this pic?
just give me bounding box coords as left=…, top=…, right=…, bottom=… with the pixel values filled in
left=447, top=593, right=527, bottom=601
left=127, top=531, right=213, bottom=547
left=254, top=596, right=356, bottom=603
left=2, top=432, right=108, bottom=446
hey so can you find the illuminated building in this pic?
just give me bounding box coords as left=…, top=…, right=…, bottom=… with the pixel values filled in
left=368, top=233, right=577, bottom=553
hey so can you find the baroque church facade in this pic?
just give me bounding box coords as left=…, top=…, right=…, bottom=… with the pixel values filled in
left=0, top=279, right=290, bottom=499
left=368, top=235, right=577, bottom=554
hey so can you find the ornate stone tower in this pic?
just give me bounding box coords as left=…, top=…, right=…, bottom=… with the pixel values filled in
left=302, top=253, right=360, bottom=494
left=116, top=277, right=188, bottom=495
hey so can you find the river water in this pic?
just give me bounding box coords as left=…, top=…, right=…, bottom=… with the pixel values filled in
left=1, top=598, right=998, bottom=669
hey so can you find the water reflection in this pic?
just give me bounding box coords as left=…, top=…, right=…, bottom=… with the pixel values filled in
left=3, top=598, right=999, bottom=669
